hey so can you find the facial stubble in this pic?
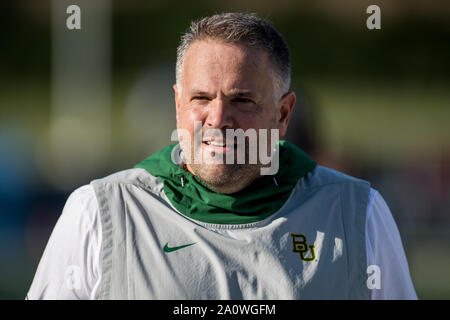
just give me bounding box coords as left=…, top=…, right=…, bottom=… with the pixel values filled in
left=182, top=122, right=278, bottom=194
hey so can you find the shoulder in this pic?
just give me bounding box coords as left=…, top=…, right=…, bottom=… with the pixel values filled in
left=63, top=184, right=99, bottom=225
left=365, top=188, right=401, bottom=243
left=90, top=167, right=163, bottom=193
left=299, top=164, right=371, bottom=190
left=292, top=165, right=373, bottom=232
left=27, top=184, right=102, bottom=300
left=365, top=188, right=418, bottom=299
left=88, top=168, right=169, bottom=216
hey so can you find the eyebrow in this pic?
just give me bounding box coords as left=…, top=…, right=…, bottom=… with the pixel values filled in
left=188, top=89, right=257, bottom=98
left=230, top=90, right=257, bottom=98
left=189, top=90, right=212, bottom=96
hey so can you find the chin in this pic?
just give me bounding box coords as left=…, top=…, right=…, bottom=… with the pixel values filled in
left=192, top=163, right=236, bottom=181
left=190, top=162, right=260, bottom=193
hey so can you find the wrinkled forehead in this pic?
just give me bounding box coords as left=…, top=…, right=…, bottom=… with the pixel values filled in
left=182, top=39, right=275, bottom=94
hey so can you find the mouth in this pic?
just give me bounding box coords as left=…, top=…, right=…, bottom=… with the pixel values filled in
left=202, top=139, right=237, bottom=152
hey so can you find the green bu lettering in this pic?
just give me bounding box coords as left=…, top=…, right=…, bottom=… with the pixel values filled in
left=291, top=233, right=316, bottom=261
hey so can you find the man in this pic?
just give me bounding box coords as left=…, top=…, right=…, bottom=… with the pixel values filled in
left=27, top=12, right=417, bottom=299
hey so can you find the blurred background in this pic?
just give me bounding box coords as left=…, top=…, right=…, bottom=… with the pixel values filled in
left=0, top=0, right=449, bottom=299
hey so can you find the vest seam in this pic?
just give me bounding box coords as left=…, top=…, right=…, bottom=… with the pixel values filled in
left=359, top=184, right=371, bottom=299
left=93, top=181, right=113, bottom=300
left=338, top=184, right=351, bottom=299
left=337, top=180, right=371, bottom=299
left=120, top=192, right=134, bottom=300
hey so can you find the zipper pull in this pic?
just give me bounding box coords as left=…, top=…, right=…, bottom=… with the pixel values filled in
left=273, top=177, right=279, bottom=187
left=180, top=176, right=185, bottom=187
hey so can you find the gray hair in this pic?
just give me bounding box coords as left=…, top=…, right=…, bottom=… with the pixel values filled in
left=175, top=12, right=291, bottom=99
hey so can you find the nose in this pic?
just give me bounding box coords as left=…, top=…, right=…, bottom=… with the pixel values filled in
left=205, top=97, right=234, bottom=129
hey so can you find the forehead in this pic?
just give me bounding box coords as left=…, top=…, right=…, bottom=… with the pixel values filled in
left=182, top=39, right=274, bottom=93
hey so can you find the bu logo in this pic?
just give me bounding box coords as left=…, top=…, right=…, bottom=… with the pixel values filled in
left=291, top=233, right=316, bottom=261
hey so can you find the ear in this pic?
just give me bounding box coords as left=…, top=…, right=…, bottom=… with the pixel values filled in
left=276, top=91, right=296, bottom=138
left=173, top=84, right=181, bottom=123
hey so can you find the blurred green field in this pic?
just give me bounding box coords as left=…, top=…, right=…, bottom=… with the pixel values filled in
left=305, top=79, right=450, bottom=160
left=409, top=242, right=450, bottom=299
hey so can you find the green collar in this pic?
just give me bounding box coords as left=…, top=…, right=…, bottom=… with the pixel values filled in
left=135, top=140, right=316, bottom=224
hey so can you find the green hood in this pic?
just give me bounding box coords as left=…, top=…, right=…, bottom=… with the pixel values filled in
left=135, top=140, right=316, bottom=224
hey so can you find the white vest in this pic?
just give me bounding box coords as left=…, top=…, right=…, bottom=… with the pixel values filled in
left=91, top=165, right=371, bottom=299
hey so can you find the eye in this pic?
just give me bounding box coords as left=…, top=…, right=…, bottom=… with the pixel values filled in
left=192, top=96, right=210, bottom=101
left=232, top=97, right=253, bottom=104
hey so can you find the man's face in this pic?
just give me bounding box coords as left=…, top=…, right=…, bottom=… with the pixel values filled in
left=174, top=39, right=295, bottom=194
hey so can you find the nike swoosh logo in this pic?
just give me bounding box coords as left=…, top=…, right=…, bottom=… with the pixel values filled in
left=163, top=242, right=197, bottom=253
